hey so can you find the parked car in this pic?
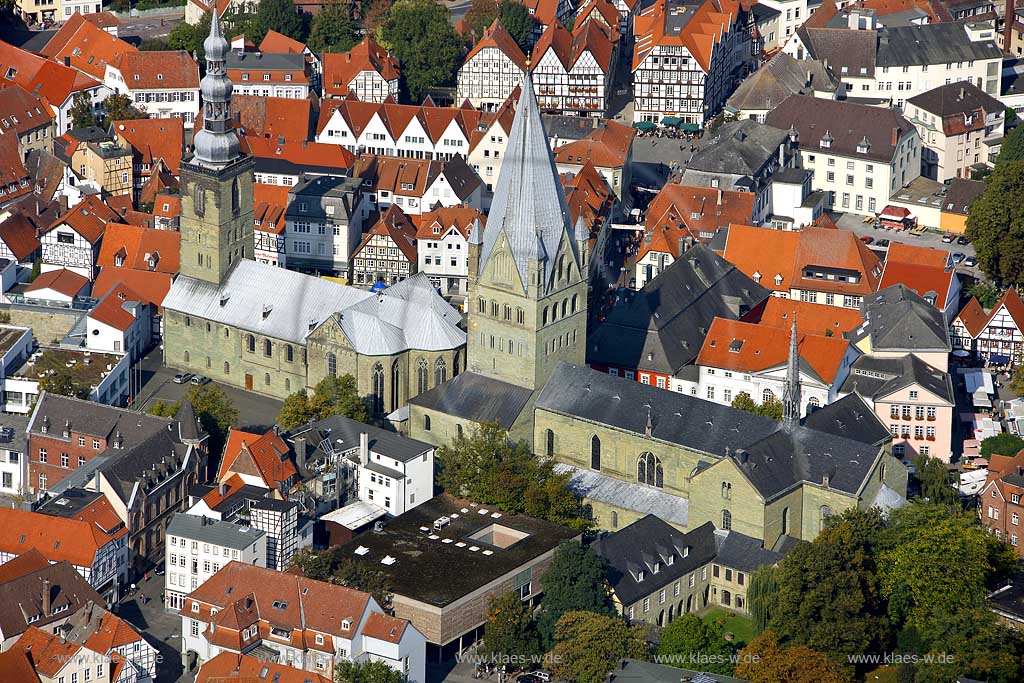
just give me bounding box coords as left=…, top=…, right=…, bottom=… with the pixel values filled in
left=876, top=239, right=890, bottom=248
left=173, top=372, right=192, bottom=384
left=860, top=235, right=874, bottom=245
left=517, top=676, right=543, bottom=683
left=190, top=375, right=211, bottom=386
left=952, top=252, right=966, bottom=264
left=964, top=256, right=977, bottom=267
left=530, top=672, right=552, bottom=682
left=957, top=236, right=969, bottom=245
left=941, top=234, right=955, bottom=243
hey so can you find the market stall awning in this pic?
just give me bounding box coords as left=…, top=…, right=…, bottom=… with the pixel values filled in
left=633, top=121, right=656, bottom=131
left=661, top=116, right=682, bottom=127
left=680, top=123, right=701, bottom=132
left=880, top=205, right=913, bottom=221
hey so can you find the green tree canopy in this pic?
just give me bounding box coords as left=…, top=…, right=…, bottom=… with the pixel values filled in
left=39, top=369, right=92, bottom=400
left=730, top=392, right=783, bottom=420
left=278, top=374, right=369, bottom=428
left=277, top=389, right=313, bottom=429
left=498, top=0, right=532, bottom=50
left=289, top=547, right=334, bottom=581
left=911, top=455, right=957, bottom=504
left=997, top=121, right=1024, bottom=164
left=381, top=0, right=463, bottom=102
left=911, top=607, right=1024, bottom=683
left=334, top=659, right=404, bottom=683
left=69, top=91, right=97, bottom=129
left=186, top=383, right=238, bottom=456
left=965, top=160, right=1024, bottom=287
left=257, top=0, right=306, bottom=42
left=735, top=630, right=852, bottom=683
left=104, top=94, right=145, bottom=122
left=537, top=542, right=613, bottom=646
left=968, top=281, right=999, bottom=308
left=308, top=0, right=359, bottom=53
left=979, top=432, right=1024, bottom=457
left=747, top=565, right=778, bottom=635
left=657, top=614, right=737, bottom=676
left=482, top=591, right=542, bottom=662
left=549, top=611, right=649, bottom=683
left=464, top=0, right=498, bottom=38
left=149, top=399, right=181, bottom=418
left=332, top=558, right=393, bottom=610
left=436, top=422, right=587, bottom=528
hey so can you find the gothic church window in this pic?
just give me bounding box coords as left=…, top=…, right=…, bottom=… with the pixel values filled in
left=435, top=357, right=447, bottom=385
left=326, top=352, right=337, bottom=377
left=591, top=436, right=601, bottom=470
left=417, top=358, right=429, bottom=394
left=637, top=451, right=663, bottom=488
left=372, top=363, right=384, bottom=414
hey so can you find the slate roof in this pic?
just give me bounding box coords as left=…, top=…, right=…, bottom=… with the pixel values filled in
left=592, top=516, right=717, bottom=606
left=875, top=22, right=1001, bottom=67
left=802, top=393, right=891, bottom=447
left=167, top=512, right=266, bottom=550
left=477, top=72, right=579, bottom=290
left=726, top=52, right=837, bottom=112
left=840, top=353, right=954, bottom=403
left=859, top=284, right=951, bottom=352
left=555, top=464, right=689, bottom=527
left=0, top=560, right=102, bottom=641
left=795, top=27, right=877, bottom=77
left=942, top=177, right=985, bottom=216
left=906, top=81, right=1003, bottom=118
left=683, top=119, right=789, bottom=177
left=713, top=528, right=783, bottom=573
left=587, top=243, right=769, bottom=375
left=286, top=414, right=432, bottom=464
left=407, top=371, right=534, bottom=430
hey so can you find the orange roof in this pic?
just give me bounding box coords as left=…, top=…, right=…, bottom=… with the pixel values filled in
left=955, top=296, right=988, bottom=337
left=553, top=119, right=634, bottom=168
left=519, top=0, right=563, bottom=25
left=153, top=193, right=182, bottom=220
left=242, top=135, right=355, bottom=171
left=323, top=37, right=401, bottom=97
left=77, top=608, right=145, bottom=654
left=415, top=206, right=484, bottom=240
left=110, top=50, right=199, bottom=90
left=0, top=648, right=40, bottom=683
left=0, top=548, right=50, bottom=583
left=352, top=155, right=438, bottom=197
left=632, top=0, right=735, bottom=73
left=742, top=297, right=864, bottom=337
left=989, top=287, right=1024, bottom=331
left=65, top=495, right=127, bottom=541
left=44, top=194, right=119, bottom=243
left=41, top=14, right=136, bottom=81
left=884, top=242, right=949, bottom=269
left=197, top=652, right=331, bottom=683
left=218, top=429, right=297, bottom=489
left=354, top=205, right=418, bottom=263
left=82, top=11, right=122, bottom=29
left=878, top=261, right=955, bottom=310
left=0, top=209, right=42, bottom=261
left=254, top=183, right=292, bottom=208
left=562, top=162, right=614, bottom=231
left=113, top=118, right=184, bottom=175
left=697, top=317, right=850, bottom=384
left=259, top=30, right=308, bottom=55
left=805, top=0, right=949, bottom=28
left=0, top=508, right=124, bottom=568
left=720, top=224, right=800, bottom=291
left=0, top=40, right=101, bottom=107
left=362, top=611, right=408, bottom=644
left=97, top=223, right=180, bottom=273
left=93, top=267, right=173, bottom=310
left=0, top=132, right=31, bottom=203
left=638, top=184, right=753, bottom=258
left=10, top=626, right=82, bottom=677
left=465, top=18, right=529, bottom=71
left=201, top=473, right=247, bottom=509
left=0, top=84, right=55, bottom=137
left=90, top=282, right=143, bottom=331
left=221, top=95, right=311, bottom=143
left=254, top=202, right=286, bottom=235
left=25, top=268, right=89, bottom=297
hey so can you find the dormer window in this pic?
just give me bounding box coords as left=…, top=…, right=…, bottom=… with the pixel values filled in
left=285, top=73, right=292, bottom=82
left=242, top=73, right=249, bottom=81
left=315, top=633, right=325, bottom=645
left=752, top=271, right=761, bottom=283
left=857, top=135, right=871, bottom=154
left=653, top=562, right=661, bottom=573
left=774, top=274, right=783, bottom=286
left=637, top=570, right=645, bottom=582
left=667, top=555, right=674, bottom=565
left=819, top=131, right=833, bottom=149
left=341, top=619, right=351, bottom=630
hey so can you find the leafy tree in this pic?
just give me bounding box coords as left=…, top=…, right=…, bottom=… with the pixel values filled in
left=381, top=0, right=463, bottom=102
left=769, top=508, right=891, bottom=661
left=998, top=122, right=1024, bottom=164
left=979, top=432, right=1024, bottom=457
left=257, top=0, right=306, bottom=41
left=498, top=0, right=532, bottom=50
left=333, top=558, right=393, bottom=610
left=186, top=383, right=238, bottom=456
left=1007, top=106, right=1020, bottom=127
left=309, top=0, right=358, bottom=53
left=149, top=399, right=181, bottom=418
left=968, top=280, right=999, bottom=308
left=1010, top=364, right=1024, bottom=397
left=39, top=369, right=92, bottom=400
left=308, top=374, right=369, bottom=423
left=290, top=547, right=334, bottom=581
left=103, top=93, right=145, bottom=122
left=436, top=422, right=587, bottom=528
left=334, top=659, right=404, bottom=683
left=69, top=92, right=97, bottom=129
left=735, top=630, right=852, bottom=683
left=482, top=591, right=542, bottom=661
left=549, top=611, right=649, bottom=683
left=731, top=392, right=783, bottom=420
left=139, top=37, right=171, bottom=51
left=658, top=614, right=736, bottom=676
left=965, top=160, right=1024, bottom=287
left=747, top=565, right=777, bottom=635
left=911, top=455, right=957, bottom=504
left=537, top=542, right=613, bottom=646
left=0, top=311, right=10, bottom=324
left=277, top=389, right=314, bottom=429
left=464, top=0, right=498, bottom=38
left=912, top=607, right=1024, bottom=683
left=29, top=258, right=41, bottom=281
left=362, top=0, right=392, bottom=35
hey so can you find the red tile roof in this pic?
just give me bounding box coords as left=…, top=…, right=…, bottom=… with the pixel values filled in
left=354, top=204, right=418, bottom=263
left=0, top=84, right=55, bottom=137
left=43, top=194, right=119, bottom=243
left=0, top=209, right=43, bottom=261
left=97, top=223, right=180, bottom=273
left=82, top=11, right=122, bottom=29
left=196, top=652, right=331, bottom=683
left=90, top=282, right=143, bottom=331
left=41, top=14, right=136, bottom=81
left=323, top=37, right=400, bottom=97
left=415, top=206, right=484, bottom=240
left=879, top=261, right=955, bottom=310
left=153, top=193, right=182, bottom=220
left=219, top=95, right=311, bottom=143
left=955, top=296, right=988, bottom=337
left=0, top=648, right=40, bottom=683
left=111, top=50, right=199, bottom=90
left=465, top=18, right=529, bottom=71
left=200, top=473, right=247, bottom=509
left=113, top=118, right=185, bottom=175
left=218, top=428, right=297, bottom=489
left=254, top=202, right=286, bottom=235
left=639, top=184, right=754, bottom=257
left=25, top=268, right=89, bottom=298
left=0, top=133, right=31, bottom=204
left=0, top=548, right=50, bottom=583
left=553, top=119, right=633, bottom=169
left=0, top=508, right=123, bottom=568
left=0, top=40, right=101, bottom=107
left=93, top=267, right=173, bottom=309
left=9, top=626, right=82, bottom=677
left=742, top=297, right=864, bottom=337
left=632, top=0, right=735, bottom=72
left=562, top=162, right=614, bottom=232
left=362, top=611, right=408, bottom=644
left=242, top=135, right=355, bottom=171
left=259, top=30, right=308, bottom=55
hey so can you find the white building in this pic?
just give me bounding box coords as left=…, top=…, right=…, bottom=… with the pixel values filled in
left=353, top=155, right=484, bottom=218
left=164, top=512, right=267, bottom=611
left=531, top=20, right=617, bottom=117
left=759, top=0, right=807, bottom=43
left=0, top=414, right=28, bottom=497
left=457, top=19, right=528, bottom=111
left=85, top=281, right=154, bottom=361
left=415, top=206, right=484, bottom=297
left=104, top=51, right=200, bottom=127
left=323, top=37, right=400, bottom=103
left=39, top=195, right=120, bottom=280
left=226, top=47, right=310, bottom=100
left=281, top=175, right=366, bottom=276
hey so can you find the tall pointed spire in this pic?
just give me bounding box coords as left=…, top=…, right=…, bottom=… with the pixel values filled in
left=192, top=8, right=241, bottom=168
left=782, top=318, right=801, bottom=427
left=477, top=72, right=578, bottom=291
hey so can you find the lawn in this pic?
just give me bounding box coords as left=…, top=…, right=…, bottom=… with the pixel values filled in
left=700, top=607, right=757, bottom=648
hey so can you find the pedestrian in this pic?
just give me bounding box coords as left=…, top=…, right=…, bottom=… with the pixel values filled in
left=140, top=592, right=146, bottom=604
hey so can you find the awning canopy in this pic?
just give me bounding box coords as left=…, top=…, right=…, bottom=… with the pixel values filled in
left=880, top=205, right=913, bottom=220
left=679, top=123, right=701, bottom=132
left=634, top=121, right=656, bottom=131
left=661, top=116, right=682, bottom=127
left=989, top=353, right=1011, bottom=365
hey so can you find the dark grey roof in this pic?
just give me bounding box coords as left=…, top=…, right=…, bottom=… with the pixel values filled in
left=555, top=464, right=689, bottom=527
left=538, top=363, right=885, bottom=499
left=942, top=177, right=986, bottom=216
left=167, top=512, right=266, bottom=550
left=0, top=412, right=28, bottom=455
left=100, top=430, right=193, bottom=505
left=765, top=95, right=915, bottom=164
left=802, top=393, right=891, bottom=447
left=840, top=353, right=954, bottom=403
left=0, top=560, right=103, bottom=641
left=286, top=414, right=432, bottom=464
left=861, top=284, right=951, bottom=352
left=176, top=398, right=205, bottom=443
left=189, top=482, right=274, bottom=514
left=713, top=529, right=783, bottom=573
left=607, top=659, right=748, bottom=683
left=587, top=244, right=769, bottom=375
left=542, top=113, right=604, bottom=142
left=592, top=516, right=718, bottom=606
left=796, top=27, right=877, bottom=78
left=876, top=23, right=1001, bottom=67
left=407, top=371, right=534, bottom=430
left=727, top=52, right=837, bottom=113
left=37, top=487, right=105, bottom=520
left=226, top=51, right=306, bottom=71
left=287, top=175, right=362, bottom=222
left=28, top=392, right=171, bottom=442
left=250, top=496, right=296, bottom=512
left=684, top=120, right=788, bottom=177
left=774, top=166, right=811, bottom=184
left=906, top=81, right=1003, bottom=117
left=988, top=579, right=1024, bottom=623
left=439, top=154, right=483, bottom=202
left=750, top=3, right=780, bottom=21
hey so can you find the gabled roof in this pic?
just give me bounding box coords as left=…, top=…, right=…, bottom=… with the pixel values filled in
left=0, top=561, right=102, bottom=641
left=9, top=626, right=83, bottom=677
left=878, top=243, right=956, bottom=310
left=93, top=267, right=173, bottom=309
left=0, top=133, right=31, bottom=204
left=41, top=14, right=136, bottom=81
left=0, top=209, right=42, bottom=261
left=196, top=653, right=331, bottom=683
left=354, top=205, right=418, bottom=264
left=109, top=50, right=199, bottom=90
left=0, top=508, right=122, bottom=567
left=0, top=84, right=55, bottom=136
left=218, top=428, right=297, bottom=489
left=43, top=194, right=119, bottom=243
left=742, top=297, right=864, bottom=337
left=258, top=30, right=308, bottom=55
left=362, top=611, right=408, bottom=644
left=639, top=183, right=754, bottom=257
left=794, top=26, right=877, bottom=78
left=532, top=19, right=616, bottom=73
left=0, top=648, right=39, bottom=683
left=632, top=0, right=737, bottom=73
left=62, top=602, right=145, bottom=654
left=112, top=118, right=184, bottom=175
left=906, top=80, right=1002, bottom=122
left=802, top=393, right=891, bottom=447
left=242, top=135, right=355, bottom=174
left=860, top=284, right=951, bottom=352
left=96, top=223, right=180, bottom=273
left=954, top=296, right=988, bottom=337
left=726, top=51, right=838, bottom=112
left=89, top=282, right=144, bottom=332
left=841, top=352, right=953, bottom=403
left=216, top=94, right=311, bottom=143
left=561, top=161, right=614, bottom=231
left=553, top=118, right=634, bottom=168
left=942, top=178, right=985, bottom=216
left=0, top=39, right=101, bottom=107
left=415, top=206, right=484, bottom=240
left=465, top=18, right=529, bottom=71
left=25, top=268, right=89, bottom=298
left=323, top=37, right=400, bottom=97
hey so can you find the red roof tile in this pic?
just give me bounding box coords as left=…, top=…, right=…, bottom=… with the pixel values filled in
left=955, top=296, right=988, bottom=337
left=742, top=297, right=864, bottom=337
left=553, top=119, right=633, bottom=169
left=41, top=14, right=136, bottom=81
left=0, top=84, right=55, bottom=137
left=43, top=195, right=119, bottom=243
left=0, top=40, right=101, bottom=107
left=90, top=282, right=143, bottom=331
left=242, top=135, right=355, bottom=170
left=0, top=209, right=43, bottom=261
left=355, top=204, right=418, bottom=263
left=0, top=548, right=50, bottom=584
left=97, top=223, right=180, bottom=273
left=639, top=184, right=754, bottom=257
left=362, top=611, right=408, bottom=644
left=110, top=50, right=199, bottom=90
left=93, top=267, right=173, bottom=309
left=25, top=268, right=89, bottom=298
left=196, top=652, right=331, bottom=683
left=10, top=626, right=82, bottom=677
left=323, top=37, right=401, bottom=97
left=415, top=206, right=484, bottom=240
left=0, top=133, right=31, bottom=203
left=0, top=647, right=40, bottom=683
left=153, top=193, right=182, bottom=220
left=218, top=428, right=297, bottom=489
left=0, top=508, right=123, bottom=568
left=465, top=18, right=529, bottom=71
left=113, top=118, right=184, bottom=175
left=259, top=30, right=308, bottom=54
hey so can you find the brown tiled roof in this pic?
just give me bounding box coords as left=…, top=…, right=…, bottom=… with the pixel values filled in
left=41, top=14, right=136, bottom=81
left=955, top=296, right=988, bottom=337
left=110, top=50, right=199, bottom=90
left=639, top=183, right=754, bottom=257
left=242, top=135, right=355, bottom=171
left=323, top=37, right=400, bottom=97
left=9, top=626, right=83, bottom=677
left=25, top=268, right=89, bottom=297
left=354, top=204, right=418, bottom=263
left=562, top=162, right=614, bottom=231
left=218, top=428, right=297, bottom=489
left=0, top=133, right=31, bottom=204
left=43, top=194, right=119, bottom=243
left=222, top=95, right=311, bottom=143
left=465, top=18, right=529, bottom=71
left=93, top=267, right=173, bottom=309
left=415, top=206, right=484, bottom=240
left=0, top=548, right=50, bottom=583
left=82, top=11, right=122, bottom=29
left=553, top=118, right=633, bottom=168
left=113, top=118, right=184, bottom=175
left=0, top=40, right=101, bottom=107
left=97, top=223, right=180, bottom=273
left=0, top=508, right=124, bottom=567
left=362, top=611, right=408, bottom=644
left=0, top=85, right=55, bottom=137
left=196, top=652, right=331, bottom=683
left=153, top=193, right=182, bottom=220
left=254, top=202, right=286, bottom=235
left=0, top=561, right=103, bottom=641
left=0, top=209, right=42, bottom=261
left=0, top=648, right=40, bottom=683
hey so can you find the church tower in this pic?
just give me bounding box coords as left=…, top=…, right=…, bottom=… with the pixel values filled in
left=782, top=319, right=802, bottom=427
left=466, top=74, right=589, bottom=392
left=178, top=9, right=254, bottom=286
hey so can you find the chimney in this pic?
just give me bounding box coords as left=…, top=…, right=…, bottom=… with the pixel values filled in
left=359, top=432, right=369, bottom=463
left=42, top=579, right=51, bottom=617
left=891, top=127, right=899, bottom=147
left=716, top=188, right=723, bottom=207
left=736, top=449, right=749, bottom=464
left=959, top=87, right=965, bottom=101
left=218, top=482, right=227, bottom=496
left=293, top=435, right=308, bottom=469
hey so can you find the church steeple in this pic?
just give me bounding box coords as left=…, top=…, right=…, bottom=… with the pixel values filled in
left=782, top=318, right=801, bottom=427
left=192, top=9, right=240, bottom=169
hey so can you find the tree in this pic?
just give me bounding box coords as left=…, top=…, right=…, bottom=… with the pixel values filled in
left=747, top=565, right=777, bottom=635
left=965, top=160, right=1024, bottom=287
left=308, top=374, right=369, bottom=423
left=979, top=432, right=1024, bottom=457
left=277, top=390, right=314, bottom=430
left=290, top=547, right=334, bottom=581
left=362, top=0, right=392, bottom=35
left=333, top=558, right=393, bottom=610
left=912, top=607, right=1024, bottom=683
left=968, top=280, right=999, bottom=308
left=911, top=455, right=957, bottom=504
left=0, top=311, right=10, bottom=324
left=149, top=399, right=181, bottom=418
left=735, top=631, right=852, bottom=683
left=498, top=0, right=532, bottom=50
left=482, top=591, right=541, bottom=662
left=168, top=13, right=208, bottom=62
left=334, top=659, right=404, bottom=683
left=381, top=0, right=463, bottom=102
left=997, top=122, right=1024, bottom=164
left=769, top=508, right=891, bottom=661
left=29, top=258, right=40, bottom=282
left=103, top=93, right=145, bottom=122
left=257, top=0, right=306, bottom=41
left=549, top=611, right=649, bottom=683
left=658, top=614, right=736, bottom=676
left=1010, top=364, right=1024, bottom=397
left=464, top=0, right=498, bottom=38
left=537, top=542, right=613, bottom=646
left=69, top=91, right=97, bottom=129
left=730, top=392, right=783, bottom=420
left=186, top=383, right=238, bottom=455
left=39, top=369, right=92, bottom=400
left=309, top=0, right=358, bottom=53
